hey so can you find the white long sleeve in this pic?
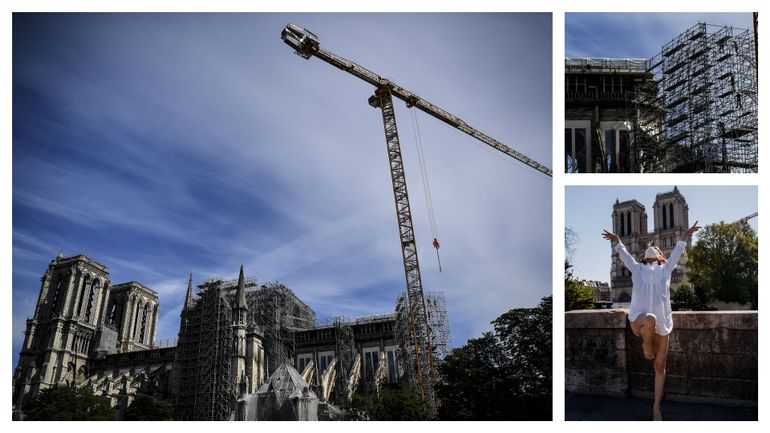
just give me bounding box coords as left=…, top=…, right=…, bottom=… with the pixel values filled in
left=614, top=239, right=638, bottom=272
left=623, top=240, right=686, bottom=337
left=663, top=240, right=687, bottom=277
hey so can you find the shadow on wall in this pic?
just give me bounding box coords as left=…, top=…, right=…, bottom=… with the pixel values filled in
left=565, top=309, right=757, bottom=408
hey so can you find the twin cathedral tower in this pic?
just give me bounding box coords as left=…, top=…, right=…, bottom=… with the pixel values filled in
left=609, top=186, right=691, bottom=302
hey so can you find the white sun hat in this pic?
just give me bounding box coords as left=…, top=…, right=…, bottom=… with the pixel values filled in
left=644, top=246, right=660, bottom=261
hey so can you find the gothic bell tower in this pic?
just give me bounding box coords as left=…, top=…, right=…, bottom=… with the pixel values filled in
left=13, top=253, right=111, bottom=411
left=652, top=186, right=690, bottom=284
left=610, top=198, right=650, bottom=302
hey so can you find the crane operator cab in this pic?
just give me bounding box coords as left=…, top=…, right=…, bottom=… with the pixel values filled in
left=281, top=24, right=320, bottom=59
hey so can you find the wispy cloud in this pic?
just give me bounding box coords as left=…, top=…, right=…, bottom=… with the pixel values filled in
left=13, top=13, right=553, bottom=360
left=566, top=13, right=754, bottom=58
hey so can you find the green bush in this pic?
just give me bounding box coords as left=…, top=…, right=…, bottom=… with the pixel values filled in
left=24, top=385, right=117, bottom=421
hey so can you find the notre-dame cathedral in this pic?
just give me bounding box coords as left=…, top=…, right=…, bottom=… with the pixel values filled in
left=13, top=251, right=450, bottom=420
left=12, top=253, right=170, bottom=418
left=609, top=186, right=691, bottom=302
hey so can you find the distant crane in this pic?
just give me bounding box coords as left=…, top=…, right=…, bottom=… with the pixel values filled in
left=734, top=212, right=758, bottom=225
left=281, top=23, right=552, bottom=412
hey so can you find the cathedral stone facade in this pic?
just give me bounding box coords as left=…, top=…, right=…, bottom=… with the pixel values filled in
left=13, top=252, right=444, bottom=420
left=12, top=253, right=162, bottom=416
left=610, top=186, right=690, bottom=302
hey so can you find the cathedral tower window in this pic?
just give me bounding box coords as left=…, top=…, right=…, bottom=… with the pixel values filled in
left=139, top=304, right=149, bottom=344
left=662, top=204, right=667, bottom=229
left=133, top=299, right=141, bottom=338
left=85, top=280, right=98, bottom=322
left=107, top=301, right=117, bottom=326
left=626, top=212, right=631, bottom=235
left=76, top=276, right=89, bottom=318
left=49, top=276, right=63, bottom=318
left=668, top=203, right=674, bottom=227
left=620, top=212, right=625, bottom=236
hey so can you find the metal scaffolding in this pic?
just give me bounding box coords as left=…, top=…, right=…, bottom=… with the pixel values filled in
left=632, top=22, right=757, bottom=173
left=173, top=276, right=315, bottom=419
left=173, top=280, right=234, bottom=421
left=333, top=317, right=355, bottom=401
left=173, top=271, right=450, bottom=417
left=250, top=282, right=315, bottom=375
left=425, top=292, right=451, bottom=362
left=394, top=290, right=451, bottom=415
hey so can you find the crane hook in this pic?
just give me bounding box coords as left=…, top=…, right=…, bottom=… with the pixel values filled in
left=433, top=238, right=442, bottom=272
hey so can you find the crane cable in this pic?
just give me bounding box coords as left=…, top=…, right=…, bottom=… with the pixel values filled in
left=408, top=107, right=442, bottom=272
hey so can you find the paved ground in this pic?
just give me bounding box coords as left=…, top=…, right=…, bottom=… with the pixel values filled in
left=565, top=393, right=757, bottom=421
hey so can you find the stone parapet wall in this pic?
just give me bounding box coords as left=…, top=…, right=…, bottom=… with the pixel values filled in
left=565, top=309, right=757, bottom=407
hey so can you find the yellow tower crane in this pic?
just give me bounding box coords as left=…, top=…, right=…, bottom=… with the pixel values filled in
left=281, top=23, right=552, bottom=414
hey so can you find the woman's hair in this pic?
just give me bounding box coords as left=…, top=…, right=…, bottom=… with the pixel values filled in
left=640, top=245, right=667, bottom=264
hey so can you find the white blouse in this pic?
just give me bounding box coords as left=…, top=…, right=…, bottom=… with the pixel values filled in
left=615, top=240, right=687, bottom=336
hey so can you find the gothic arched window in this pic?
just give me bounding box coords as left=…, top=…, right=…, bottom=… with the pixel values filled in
left=668, top=203, right=674, bottom=227
left=49, top=275, right=64, bottom=318
left=76, top=275, right=90, bottom=317
left=139, top=304, right=149, bottom=344
left=108, top=301, right=117, bottom=326
left=116, top=303, right=124, bottom=331
left=620, top=213, right=625, bottom=237
left=85, top=279, right=98, bottom=322
left=626, top=212, right=632, bottom=235
left=662, top=205, right=668, bottom=229
left=132, top=298, right=141, bottom=338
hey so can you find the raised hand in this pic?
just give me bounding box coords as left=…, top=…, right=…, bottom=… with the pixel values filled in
left=602, top=229, right=619, bottom=242
left=686, top=220, right=701, bottom=237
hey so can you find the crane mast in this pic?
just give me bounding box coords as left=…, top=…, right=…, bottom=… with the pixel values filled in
left=281, top=23, right=552, bottom=413
left=369, top=86, right=435, bottom=406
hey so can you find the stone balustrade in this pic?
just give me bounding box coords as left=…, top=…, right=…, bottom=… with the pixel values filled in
left=565, top=309, right=757, bottom=407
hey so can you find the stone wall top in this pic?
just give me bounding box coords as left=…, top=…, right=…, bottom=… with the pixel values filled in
left=565, top=309, right=628, bottom=329
left=566, top=309, right=757, bottom=330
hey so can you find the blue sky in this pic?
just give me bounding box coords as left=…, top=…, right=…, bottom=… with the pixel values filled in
left=566, top=13, right=754, bottom=58
left=12, top=13, right=552, bottom=358
left=565, top=186, right=758, bottom=283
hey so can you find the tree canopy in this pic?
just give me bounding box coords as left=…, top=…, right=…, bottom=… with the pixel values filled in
left=564, top=227, right=594, bottom=310
left=687, top=222, right=758, bottom=308
left=347, top=384, right=428, bottom=421
left=670, top=282, right=702, bottom=311
left=23, top=385, right=117, bottom=421
left=435, top=296, right=552, bottom=420
left=565, top=262, right=595, bottom=311
left=124, top=395, right=175, bottom=421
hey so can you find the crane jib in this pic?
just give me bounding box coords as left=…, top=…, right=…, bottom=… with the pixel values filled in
left=293, top=28, right=552, bottom=177
left=280, top=23, right=548, bottom=416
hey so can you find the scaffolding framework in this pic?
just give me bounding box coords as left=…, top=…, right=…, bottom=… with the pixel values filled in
left=394, top=290, right=451, bottom=415
left=333, top=317, right=355, bottom=401
left=173, top=282, right=234, bottom=420
left=425, top=292, right=451, bottom=362
left=250, top=282, right=316, bottom=375
left=632, top=22, right=757, bottom=173
left=173, top=277, right=316, bottom=419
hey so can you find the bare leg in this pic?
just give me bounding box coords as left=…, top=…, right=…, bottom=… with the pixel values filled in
left=632, top=314, right=657, bottom=360
left=652, top=333, right=669, bottom=421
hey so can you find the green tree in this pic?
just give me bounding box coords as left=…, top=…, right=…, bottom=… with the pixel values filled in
left=435, top=296, right=552, bottom=420
left=124, top=395, right=174, bottom=421
left=687, top=222, right=758, bottom=308
left=565, top=227, right=594, bottom=310
left=347, top=384, right=428, bottom=420
left=565, top=262, right=594, bottom=311
left=670, top=282, right=701, bottom=311
left=23, top=385, right=117, bottom=421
